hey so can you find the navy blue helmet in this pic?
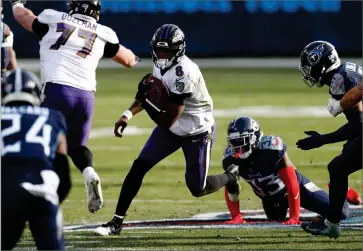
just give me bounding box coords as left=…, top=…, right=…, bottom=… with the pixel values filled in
left=150, top=24, right=186, bottom=69
left=68, top=0, right=101, bottom=20
left=299, top=40, right=341, bottom=88
left=1, top=68, right=42, bottom=106
left=227, top=117, right=263, bottom=159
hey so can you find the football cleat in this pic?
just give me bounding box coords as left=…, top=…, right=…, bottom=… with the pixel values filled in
left=94, top=217, right=123, bottom=236
left=83, top=169, right=103, bottom=213
left=224, top=214, right=246, bottom=224
left=346, top=187, right=361, bottom=205
left=226, top=164, right=240, bottom=202
left=301, top=219, right=341, bottom=239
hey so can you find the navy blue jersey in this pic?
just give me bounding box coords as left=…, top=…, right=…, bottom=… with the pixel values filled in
left=1, top=106, right=67, bottom=169
left=223, top=135, right=287, bottom=198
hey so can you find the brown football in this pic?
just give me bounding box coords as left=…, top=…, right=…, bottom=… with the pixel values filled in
left=145, top=76, right=170, bottom=111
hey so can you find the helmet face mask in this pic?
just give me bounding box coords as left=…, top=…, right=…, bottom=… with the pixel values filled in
left=151, top=24, right=186, bottom=69
left=227, top=117, right=263, bottom=160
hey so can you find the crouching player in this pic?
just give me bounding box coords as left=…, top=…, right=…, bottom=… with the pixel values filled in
left=1, top=69, right=71, bottom=250
left=222, top=116, right=351, bottom=225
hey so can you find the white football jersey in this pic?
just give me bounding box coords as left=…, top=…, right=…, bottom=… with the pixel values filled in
left=37, top=9, right=119, bottom=91
left=153, top=56, right=214, bottom=136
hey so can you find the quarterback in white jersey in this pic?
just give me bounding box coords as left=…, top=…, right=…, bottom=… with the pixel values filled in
left=11, top=0, right=140, bottom=214
left=95, top=24, right=239, bottom=236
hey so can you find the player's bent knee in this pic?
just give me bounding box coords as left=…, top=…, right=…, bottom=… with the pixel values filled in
left=327, top=157, right=342, bottom=175
left=129, top=158, right=154, bottom=176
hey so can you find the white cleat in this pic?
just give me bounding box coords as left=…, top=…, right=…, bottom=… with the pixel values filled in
left=84, top=170, right=103, bottom=213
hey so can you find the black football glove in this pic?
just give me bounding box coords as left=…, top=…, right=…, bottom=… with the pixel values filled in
left=11, top=0, right=26, bottom=7
left=296, top=131, right=326, bottom=150
left=135, top=73, right=152, bottom=101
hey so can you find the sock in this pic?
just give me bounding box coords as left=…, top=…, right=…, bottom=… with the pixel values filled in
left=224, top=187, right=241, bottom=218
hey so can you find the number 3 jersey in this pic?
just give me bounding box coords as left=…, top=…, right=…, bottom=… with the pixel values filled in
left=223, top=135, right=290, bottom=199
left=36, top=9, right=119, bottom=91
left=1, top=106, right=67, bottom=169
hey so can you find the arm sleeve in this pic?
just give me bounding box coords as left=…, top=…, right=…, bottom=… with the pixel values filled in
left=32, top=18, right=49, bottom=40
left=103, top=42, right=119, bottom=58
left=278, top=166, right=300, bottom=219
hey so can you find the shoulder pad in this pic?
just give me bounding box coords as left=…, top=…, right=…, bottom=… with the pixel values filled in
left=329, top=73, right=345, bottom=96
left=222, top=147, right=233, bottom=160
left=259, top=135, right=284, bottom=151
left=98, top=25, right=119, bottom=44
left=37, top=9, right=63, bottom=24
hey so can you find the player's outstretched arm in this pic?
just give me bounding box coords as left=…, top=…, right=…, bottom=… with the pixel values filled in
left=53, top=133, right=72, bottom=203
left=111, top=44, right=140, bottom=68
left=277, top=153, right=301, bottom=225
left=11, top=1, right=37, bottom=32
left=3, top=23, right=18, bottom=70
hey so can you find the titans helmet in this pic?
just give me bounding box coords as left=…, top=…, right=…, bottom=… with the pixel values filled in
left=150, top=24, right=186, bottom=69
left=67, top=0, right=101, bottom=21
left=227, top=116, right=263, bottom=159
left=1, top=68, right=42, bottom=106
left=299, top=40, right=341, bottom=88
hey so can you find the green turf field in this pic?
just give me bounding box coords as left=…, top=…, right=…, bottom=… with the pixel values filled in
left=17, top=68, right=362, bottom=250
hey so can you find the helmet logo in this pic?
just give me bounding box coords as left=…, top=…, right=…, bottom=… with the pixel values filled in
left=307, top=44, right=324, bottom=65
left=172, top=29, right=184, bottom=43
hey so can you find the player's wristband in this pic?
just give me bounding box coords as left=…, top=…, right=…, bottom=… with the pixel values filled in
left=12, top=2, right=24, bottom=10
left=121, top=110, right=133, bottom=120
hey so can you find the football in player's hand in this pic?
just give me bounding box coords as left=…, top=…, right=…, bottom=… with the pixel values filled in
left=145, top=76, right=170, bottom=111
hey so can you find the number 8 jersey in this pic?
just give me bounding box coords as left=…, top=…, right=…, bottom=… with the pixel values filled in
left=36, top=9, right=119, bottom=91
left=1, top=106, right=67, bottom=169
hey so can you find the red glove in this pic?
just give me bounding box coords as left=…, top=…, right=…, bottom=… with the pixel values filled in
left=282, top=218, right=301, bottom=225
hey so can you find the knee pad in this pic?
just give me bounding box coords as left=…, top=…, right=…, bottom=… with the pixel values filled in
left=68, top=146, right=93, bottom=172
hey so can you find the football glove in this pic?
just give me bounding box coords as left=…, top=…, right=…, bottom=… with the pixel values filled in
left=296, top=131, right=325, bottom=150
left=11, top=0, right=26, bottom=7
left=135, top=73, right=152, bottom=101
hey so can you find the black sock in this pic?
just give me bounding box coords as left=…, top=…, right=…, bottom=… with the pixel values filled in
left=68, top=146, right=93, bottom=173
left=115, top=159, right=153, bottom=216
left=198, top=173, right=232, bottom=197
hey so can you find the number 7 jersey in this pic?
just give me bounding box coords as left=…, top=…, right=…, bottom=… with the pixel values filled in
left=37, top=9, right=119, bottom=91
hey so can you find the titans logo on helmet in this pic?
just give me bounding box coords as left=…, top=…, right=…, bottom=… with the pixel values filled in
left=307, top=44, right=325, bottom=65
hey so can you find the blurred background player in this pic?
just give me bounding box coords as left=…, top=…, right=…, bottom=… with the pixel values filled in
left=297, top=41, right=362, bottom=238
left=11, top=0, right=140, bottom=213
left=95, top=24, right=240, bottom=235
left=1, top=7, right=18, bottom=77
left=1, top=69, right=71, bottom=250
left=222, top=116, right=351, bottom=225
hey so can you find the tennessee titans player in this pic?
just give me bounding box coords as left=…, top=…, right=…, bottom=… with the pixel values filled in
left=1, top=69, right=71, bottom=250
left=297, top=41, right=362, bottom=238
left=222, top=117, right=350, bottom=225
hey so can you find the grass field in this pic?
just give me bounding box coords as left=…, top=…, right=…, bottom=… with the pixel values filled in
left=17, top=68, right=362, bottom=250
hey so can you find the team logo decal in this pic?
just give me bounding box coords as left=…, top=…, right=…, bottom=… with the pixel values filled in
left=176, top=81, right=185, bottom=92
left=307, top=44, right=324, bottom=65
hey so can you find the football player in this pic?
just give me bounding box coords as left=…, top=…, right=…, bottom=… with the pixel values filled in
left=1, top=10, right=18, bottom=76
left=222, top=116, right=350, bottom=225
left=297, top=41, right=362, bottom=238
left=11, top=0, right=140, bottom=213
left=1, top=69, right=71, bottom=250
left=95, top=24, right=240, bottom=235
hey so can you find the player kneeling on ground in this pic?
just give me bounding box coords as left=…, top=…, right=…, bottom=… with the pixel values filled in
left=1, top=69, right=71, bottom=250
left=95, top=24, right=240, bottom=236
left=222, top=116, right=350, bottom=225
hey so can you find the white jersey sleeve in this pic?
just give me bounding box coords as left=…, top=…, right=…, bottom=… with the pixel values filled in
left=37, top=10, right=119, bottom=91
